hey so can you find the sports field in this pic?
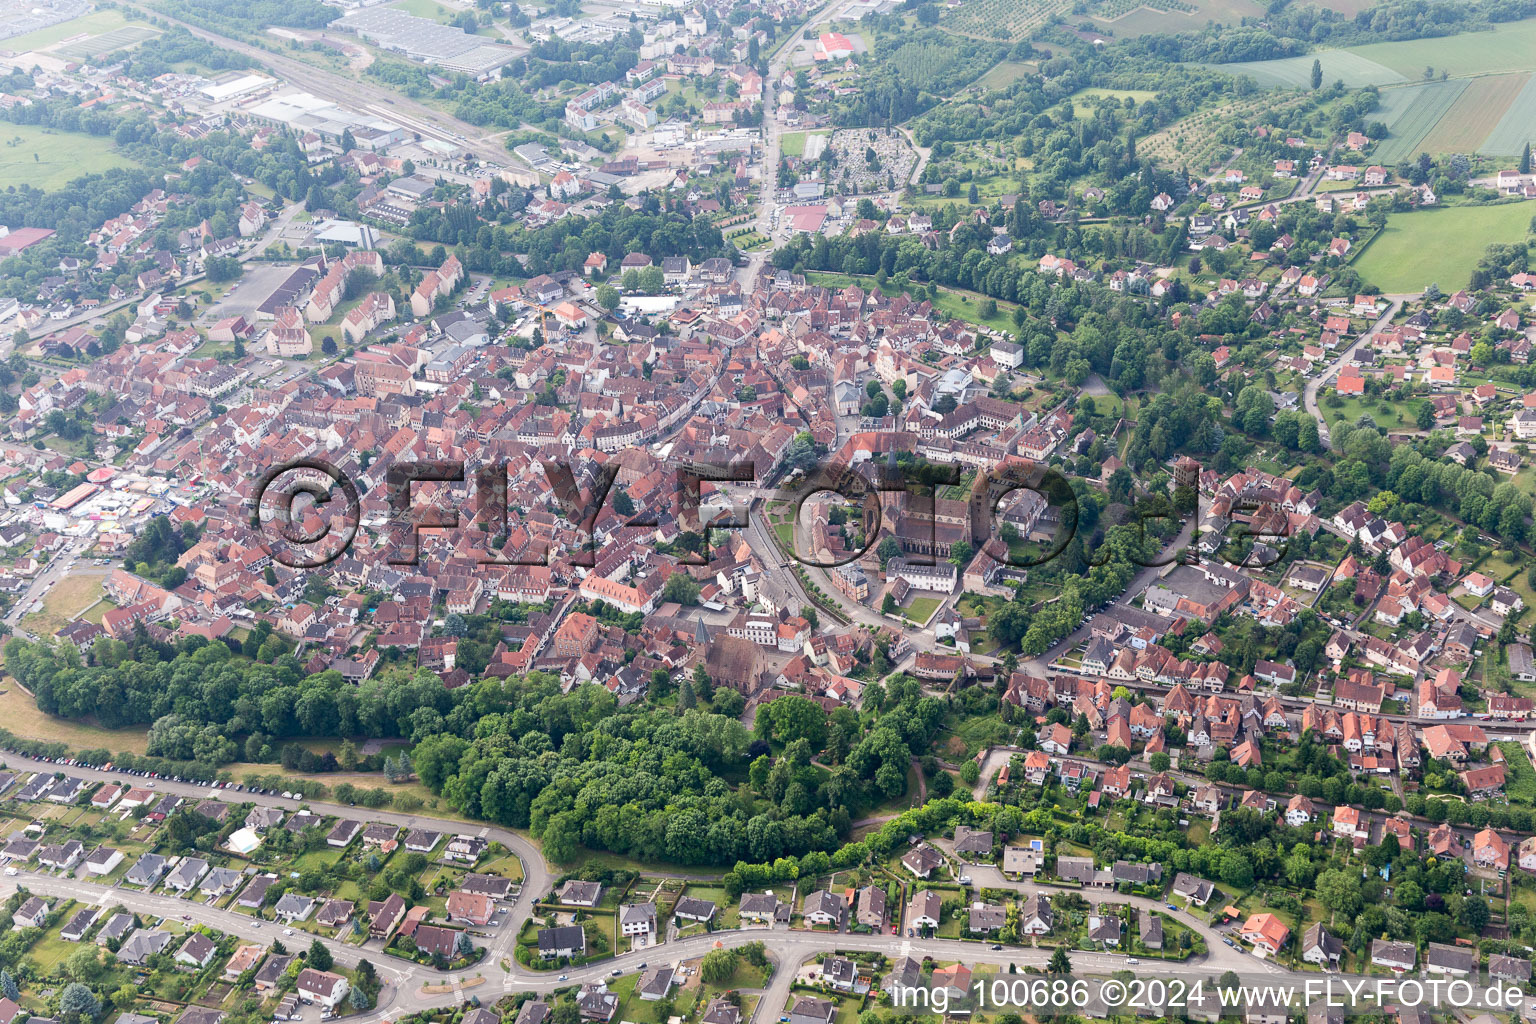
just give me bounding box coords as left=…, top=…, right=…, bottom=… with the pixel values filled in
left=1418, top=73, right=1530, bottom=154
left=4, top=8, right=132, bottom=52
left=1370, top=80, right=1466, bottom=164
left=1352, top=204, right=1534, bottom=293
left=1211, top=50, right=1404, bottom=89
left=54, top=24, right=159, bottom=61
left=0, top=123, right=138, bottom=190
left=1480, top=74, right=1536, bottom=156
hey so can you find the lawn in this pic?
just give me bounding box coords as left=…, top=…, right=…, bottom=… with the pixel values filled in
left=904, top=596, right=942, bottom=624
left=0, top=124, right=139, bottom=191
left=0, top=679, right=150, bottom=753
left=1351, top=203, right=1534, bottom=293
left=478, top=852, right=525, bottom=883
left=610, top=972, right=699, bottom=1024
left=975, top=60, right=1037, bottom=90
left=781, top=132, right=807, bottom=158
left=1318, top=394, right=1421, bottom=432
left=20, top=573, right=104, bottom=637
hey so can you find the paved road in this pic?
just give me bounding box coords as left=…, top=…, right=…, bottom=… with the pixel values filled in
left=1301, top=296, right=1408, bottom=450
left=2, top=536, right=96, bottom=639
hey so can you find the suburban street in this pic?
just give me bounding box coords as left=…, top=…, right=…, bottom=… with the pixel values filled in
left=0, top=750, right=1278, bottom=1024
left=1301, top=296, right=1408, bottom=451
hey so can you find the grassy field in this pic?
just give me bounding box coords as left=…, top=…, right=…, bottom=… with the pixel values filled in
left=387, top=0, right=458, bottom=22
left=19, top=573, right=103, bottom=637
left=1348, top=18, right=1536, bottom=77
left=1371, top=80, right=1468, bottom=164
left=1418, top=73, right=1529, bottom=154
left=1213, top=51, right=1404, bottom=89
left=1481, top=74, right=1536, bottom=156
left=975, top=60, right=1037, bottom=90
left=3, top=8, right=132, bottom=51
left=1352, top=203, right=1534, bottom=293
left=0, top=679, right=151, bottom=753
left=0, top=124, right=138, bottom=191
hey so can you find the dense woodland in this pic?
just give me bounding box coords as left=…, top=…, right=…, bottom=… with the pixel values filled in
left=2, top=631, right=959, bottom=865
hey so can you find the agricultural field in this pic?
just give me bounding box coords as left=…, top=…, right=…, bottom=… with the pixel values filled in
left=1480, top=74, right=1536, bottom=156
left=1093, top=0, right=1195, bottom=16
left=1351, top=203, right=1534, bottom=293
left=1140, top=93, right=1310, bottom=170
left=1089, top=0, right=1262, bottom=35
left=1211, top=50, right=1405, bottom=89
left=1417, top=73, right=1530, bottom=155
left=1347, top=18, right=1536, bottom=78
left=0, top=123, right=139, bottom=191
left=940, top=0, right=1075, bottom=42
left=882, top=31, right=1007, bottom=94
left=1370, top=80, right=1467, bottom=164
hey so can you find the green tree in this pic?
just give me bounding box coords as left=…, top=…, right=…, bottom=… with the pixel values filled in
left=1048, top=946, right=1072, bottom=974
left=59, top=983, right=101, bottom=1024
left=307, top=939, right=333, bottom=971
left=662, top=573, right=701, bottom=605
